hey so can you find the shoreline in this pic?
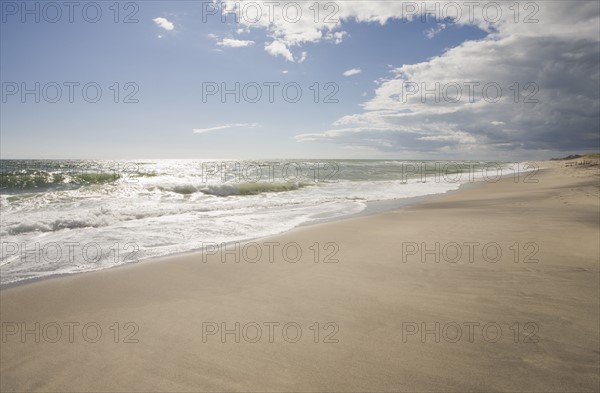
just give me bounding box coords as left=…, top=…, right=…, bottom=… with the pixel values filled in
left=0, top=170, right=493, bottom=290
left=2, top=159, right=541, bottom=290
left=0, top=186, right=455, bottom=290
left=1, top=161, right=598, bottom=392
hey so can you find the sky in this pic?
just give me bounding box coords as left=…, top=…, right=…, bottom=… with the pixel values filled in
left=1, top=0, right=599, bottom=160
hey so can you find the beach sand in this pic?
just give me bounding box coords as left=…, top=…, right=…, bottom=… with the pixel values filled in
left=1, top=160, right=599, bottom=392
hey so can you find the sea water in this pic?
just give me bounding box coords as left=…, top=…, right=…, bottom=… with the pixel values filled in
left=0, top=159, right=532, bottom=285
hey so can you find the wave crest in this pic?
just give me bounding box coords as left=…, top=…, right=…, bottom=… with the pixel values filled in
left=1, top=171, right=120, bottom=192
left=200, top=182, right=308, bottom=196
left=7, top=218, right=106, bottom=235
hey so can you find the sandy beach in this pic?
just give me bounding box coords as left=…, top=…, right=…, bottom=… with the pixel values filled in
left=1, top=159, right=598, bottom=392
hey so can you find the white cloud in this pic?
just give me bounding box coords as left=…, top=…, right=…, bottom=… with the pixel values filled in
left=425, top=23, right=446, bottom=39
left=206, top=1, right=598, bottom=156
left=152, top=17, right=174, bottom=31
left=326, top=31, right=348, bottom=44
left=193, top=123, right=258, bottom=134
left=282, top=70, right=289, bottom=74
left=341, top=145, right=378, bottom=151
left=298, top=51, right=307, bottom=63
left=343, top=68, right=362, bottom=77
left=217, top=38, right=255, bottom=47
left=264, top=41, right=294, bottom=62
left=219, top=0, right=507, bottom=61
left=292, top=1, right=600, bottom=156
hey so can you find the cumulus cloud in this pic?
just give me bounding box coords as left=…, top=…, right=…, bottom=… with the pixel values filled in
left=152, top=17, right=174, bottom=31
left=193, top=123, right=258, bottom=134
left=264, top=40, right=294, bottom=61
left=217, top=38, right=255, bottom=47
left=327, top=31, right=348, bottom=44
left=220, top=0, right=506, bottom=62
left=211, top=1, right=598, bottom=156
left=293, top=1, right=600, bottom=157
left=220, top=1, right=348, bottom=61
left=343, top=68, right=362, bottom=77
left=425, top=23, right=446, bottom=39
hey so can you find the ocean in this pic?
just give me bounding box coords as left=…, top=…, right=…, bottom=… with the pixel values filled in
left=0, top=159, right=533, bottom=285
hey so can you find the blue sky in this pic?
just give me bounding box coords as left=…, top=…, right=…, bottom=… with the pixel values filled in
left=1, top=1, right=598, bottom=159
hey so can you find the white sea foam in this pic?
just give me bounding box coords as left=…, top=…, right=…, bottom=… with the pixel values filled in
left=0, top=159, right=531, bottom=285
